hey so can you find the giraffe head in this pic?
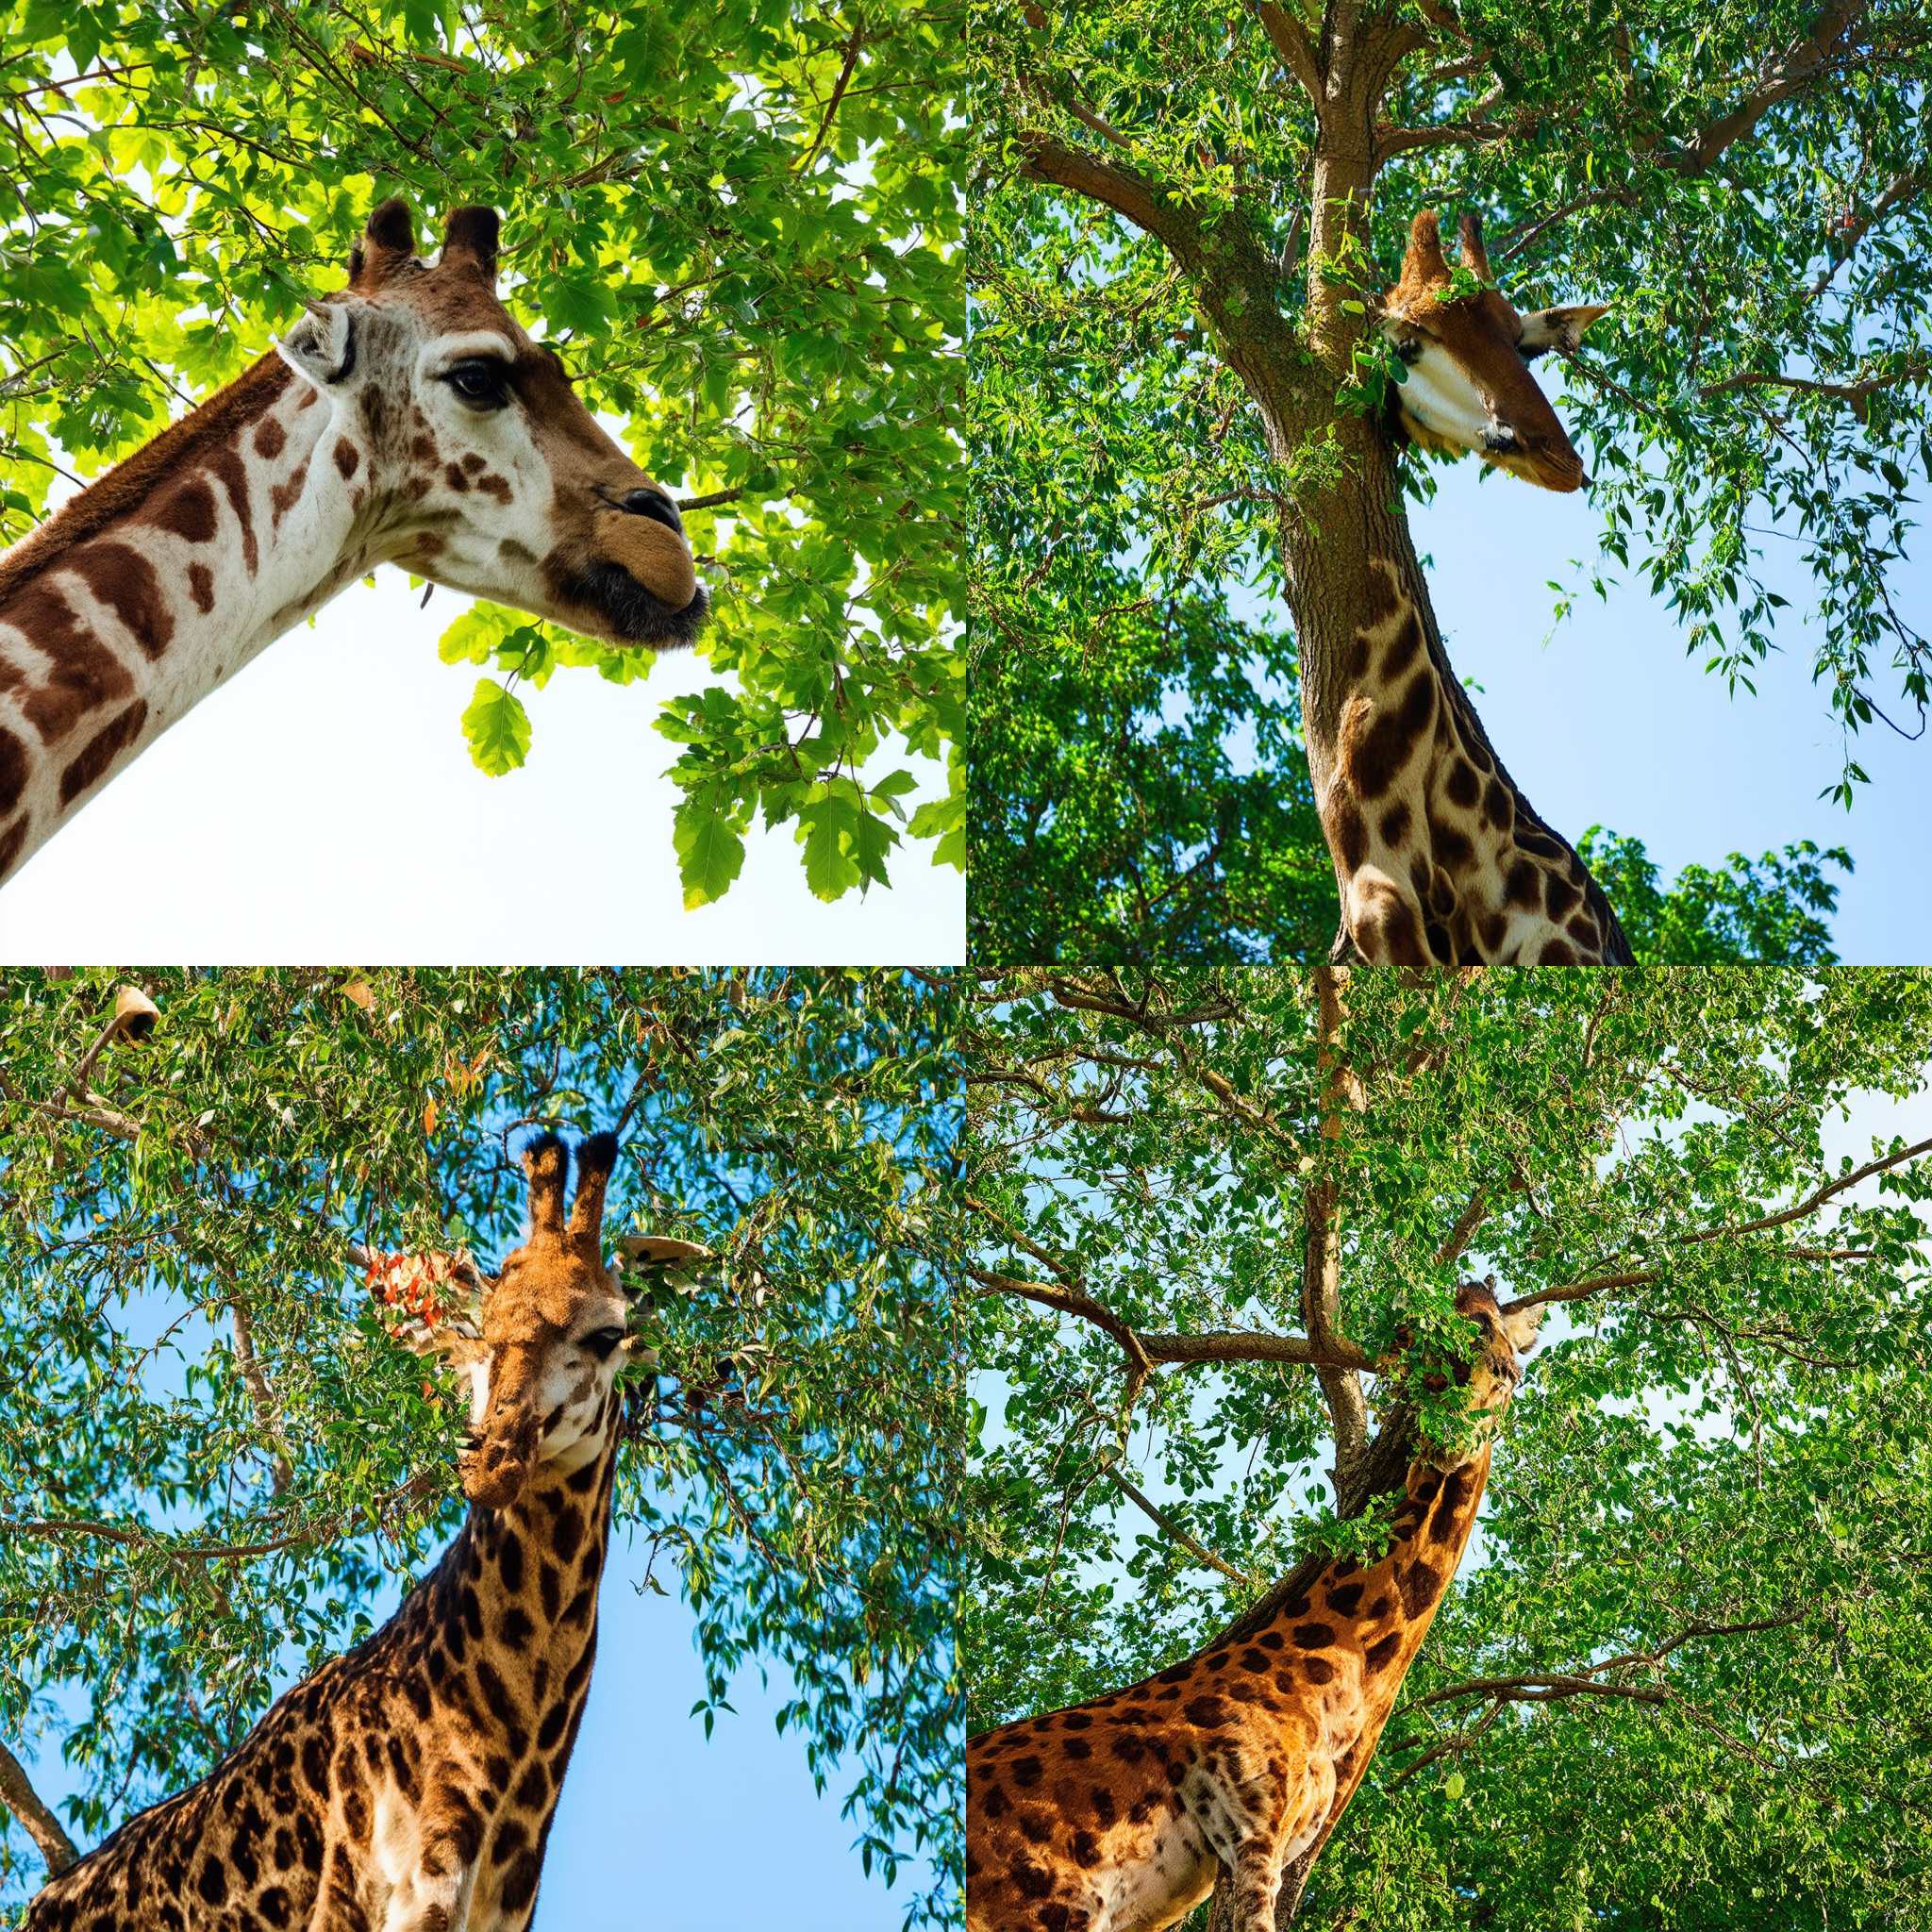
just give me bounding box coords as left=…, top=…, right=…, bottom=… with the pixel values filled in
left=1407, top=1279, right=1544, bottom=1470
left=1379, top=209, right=1608, bottom=493
left=374, top=1129, right=706, bottom=1509
left=275, top=198, right=708, bottom=647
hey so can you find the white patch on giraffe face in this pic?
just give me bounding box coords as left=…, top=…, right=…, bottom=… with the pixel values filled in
left=1388, top=336, right=1507, bottom=460
left=466, top=1357, right=492, bottom=1432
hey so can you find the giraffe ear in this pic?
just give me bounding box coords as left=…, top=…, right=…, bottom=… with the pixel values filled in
left=1497, top=1303, right=1545, bottom=1357
left=1518, top=304, right=1610, bottom=358
left=616, top=1234, right=715, bottom=1285
left=277, top=298, right=358, bottom=390
left=441, top=205, right=500, bottom=284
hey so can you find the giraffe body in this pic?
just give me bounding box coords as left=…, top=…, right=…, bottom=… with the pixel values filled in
left=0, top=199, right=706, bottom=887
left=1321, top=558, right=1630, bottom=965
left=966, top=1287, right=1541, bottom=1932
left=26, top=1436, right=617, bottom=1932
left=25, top=1133, right=701, bottom=1932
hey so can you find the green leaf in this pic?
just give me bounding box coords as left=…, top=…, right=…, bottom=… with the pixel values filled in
left=459, top=677, right=530, bottom=775
left=800, top=799, right=862, bottom=901
left=674, top=800, right=745, bottom=908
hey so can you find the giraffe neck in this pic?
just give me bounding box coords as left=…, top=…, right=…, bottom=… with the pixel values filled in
left=410, top=1401, right=622, bottom=1766
left=0, top=354, right=402, bottom=884
left=1311, top=557, right=1631, bottom=965
left=1228, top=1442, right=1494, bottom=1890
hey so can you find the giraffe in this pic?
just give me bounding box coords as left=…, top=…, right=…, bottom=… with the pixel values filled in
left=1308, top=209, right=1631, bottom=967
left=24, top=1129, right=709, bottom=1932
left=0, top=197, right=708, bottom=887
left=965, top=1282, right=1543, bottom=1932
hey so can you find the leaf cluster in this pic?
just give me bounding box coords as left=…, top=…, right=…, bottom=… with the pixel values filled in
left=0, top=968, right=964, bottom=1926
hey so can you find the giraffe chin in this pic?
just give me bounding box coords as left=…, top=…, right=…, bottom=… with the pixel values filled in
left=460, top=1442, right=534, bottom=1509
left=558, top=558, right=710, bottom=649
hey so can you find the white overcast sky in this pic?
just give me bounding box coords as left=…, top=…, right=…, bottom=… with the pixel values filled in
left=0, top=572, right=963, bottom=963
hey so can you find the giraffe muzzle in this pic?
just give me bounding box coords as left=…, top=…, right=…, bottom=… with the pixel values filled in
left=462, top=1414, right=539, bottom=1507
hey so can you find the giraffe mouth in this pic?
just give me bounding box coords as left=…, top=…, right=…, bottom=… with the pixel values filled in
left=461, top=1414, right=539, bottom=1507
left=556, top=558, right=710, bottom=648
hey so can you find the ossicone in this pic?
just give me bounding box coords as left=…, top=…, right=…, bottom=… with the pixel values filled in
left=441, top=205, right=500, bottom=284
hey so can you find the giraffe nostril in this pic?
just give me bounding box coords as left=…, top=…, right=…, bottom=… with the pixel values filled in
left=617, top=488, right=684, bottom=536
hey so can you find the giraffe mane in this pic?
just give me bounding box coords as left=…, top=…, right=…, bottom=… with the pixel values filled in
left=0, top=353, right=293, bottom=608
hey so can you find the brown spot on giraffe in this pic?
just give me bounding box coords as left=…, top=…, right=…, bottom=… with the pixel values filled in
left=24, top=1132, right=707, bottom=1932
left=0, top=724, right=25, bottom=814
left=59, top=697, right=148, bottom=805
left=967, top=1284, right=1544, bottom=1932
left=204, top=445, right=258, bottom=575
left=70, top=541, right=175, bottom=660
left=0, top=580, right=135, bottom=741
left=152, top=476, right=221, bottom=543
left=1316, top=559, right=1631, bottom=965
left=271, top=458, right=311, bottom=530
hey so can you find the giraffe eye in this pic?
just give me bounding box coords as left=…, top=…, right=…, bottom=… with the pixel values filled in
left=580, top=1327, right=626, bottom=1360
left=444, top=359, right=511, bottom=408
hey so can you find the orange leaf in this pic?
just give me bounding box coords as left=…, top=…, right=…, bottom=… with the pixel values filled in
left=423, top=1095, right=439, bottom=1137
left=342, top=979, right=375, bottom=1011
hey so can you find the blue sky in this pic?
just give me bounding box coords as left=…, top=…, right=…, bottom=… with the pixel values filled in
left=5, top=1074, right=945, bottom=1926
left=12, top=1524, right=920, bottom=1930
left=1383, top=447, right=1929, bottom=962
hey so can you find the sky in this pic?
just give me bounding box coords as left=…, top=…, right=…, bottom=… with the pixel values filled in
left=0, top=573, right=962, bottom=965
left=974, top=1061, right=1932, bottom=1680
left=1337, top=445, right=1930, bottom=964
left=10, top=1519, right=917, bottom=1931
left=3, top=1076, right=942, bottom=1928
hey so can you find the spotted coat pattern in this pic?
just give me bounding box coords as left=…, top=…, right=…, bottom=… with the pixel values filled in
left=967, top=1288, right=1537, bottom=1932
left=1321, top=559, right=1631, bottom=965
left=25, top=1132, right=648, bottom=1932
left=0, top=198, right=704, bottom=888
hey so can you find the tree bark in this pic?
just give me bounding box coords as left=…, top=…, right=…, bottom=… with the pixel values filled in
left=0, top=1734, right=77, bottom=1877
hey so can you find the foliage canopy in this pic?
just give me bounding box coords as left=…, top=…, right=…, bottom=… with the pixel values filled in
left=965, top=967, right=1932, bottom=1926
left=0, top=0, right=962, bottom=905
left=970, top=0, right=1930, bottom=958
left=0, top=968, right=963, bottom=1927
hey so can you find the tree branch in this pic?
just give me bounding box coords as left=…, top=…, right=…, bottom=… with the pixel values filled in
left=1699, top=353, right=1932, bottom=415
left=1102, top=1464, right=1265, bottom=1586
left=1503, top=1135, right=1932, bottom=1314
left=964, top=1265, right=1155, bottom=1379
left=226, top=1297, right=296, bottom=1496
left=0, top=1734, right=77, bottom=1876
left=1808, top=165, right=1925, bottom=298
left=1014, top=128, right=1206, bottom=264
left=1255, top=2, right=1322, bottom=99
left=793, top=13, right=865, bottom=174
left=1660, top=0, right=1870, bottom=176
left=1138, top=1327, right=1379, bottom=1372
left=1306, top=967, right=1369, bottom=1488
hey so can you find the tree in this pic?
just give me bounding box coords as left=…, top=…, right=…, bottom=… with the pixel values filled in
left=964, top=967, right=1932, bottom=1925
left=971, top=0, right=1930, bottom=958
left=0, top=968, right=963, bottom=1928
left=0, top=1, right=962, bottom=906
